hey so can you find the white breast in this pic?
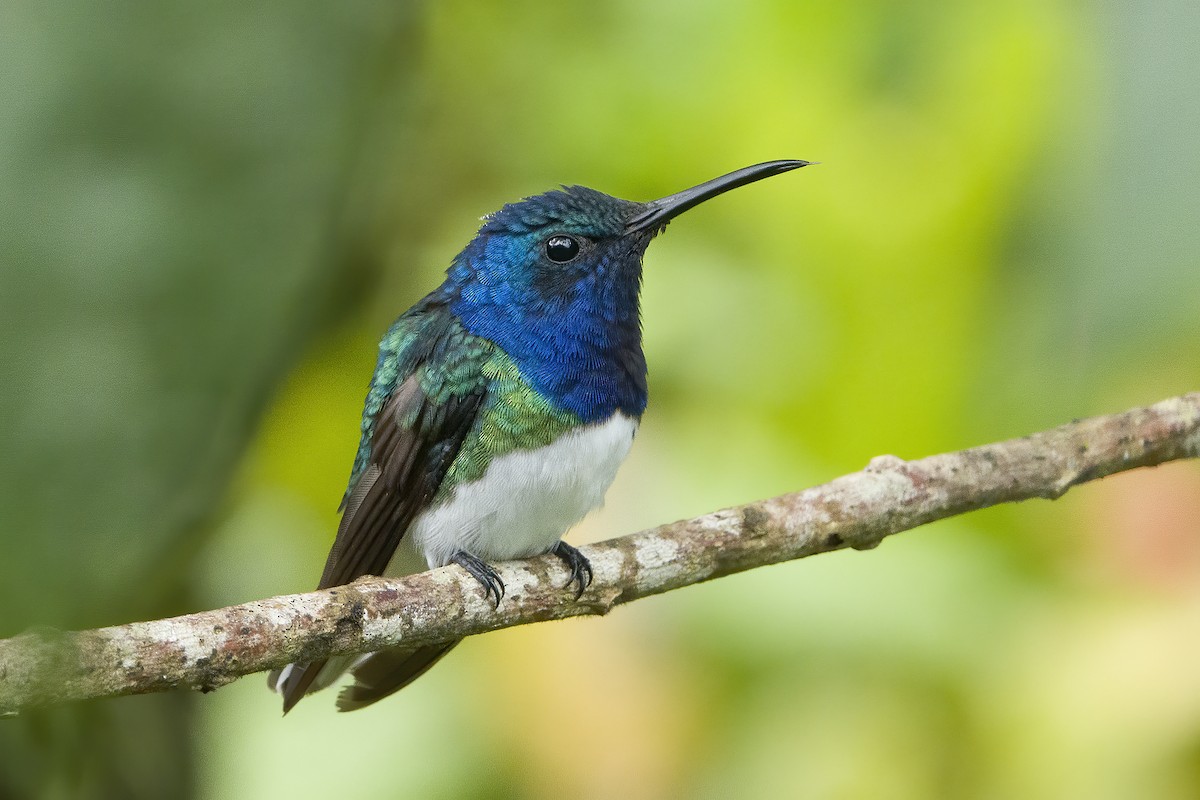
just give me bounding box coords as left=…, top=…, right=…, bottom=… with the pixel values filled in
left=388, top=413, right=638, bottom=573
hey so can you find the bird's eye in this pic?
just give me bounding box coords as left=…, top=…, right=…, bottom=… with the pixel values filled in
left=545, top=234, right=580, bottom=263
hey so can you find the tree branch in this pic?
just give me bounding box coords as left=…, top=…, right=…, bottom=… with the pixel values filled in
left=3, top=393, right=1198, bottom=714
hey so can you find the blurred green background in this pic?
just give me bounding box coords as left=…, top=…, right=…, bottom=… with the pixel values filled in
left=2, top=0, right=1199, bottom=797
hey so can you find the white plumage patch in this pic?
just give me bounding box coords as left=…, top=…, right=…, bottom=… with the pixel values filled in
left=272, top=663, right=293, bottom=694
left=394, top=412, right=638, bottom=572
left=275, top=414, right=638, bottom=699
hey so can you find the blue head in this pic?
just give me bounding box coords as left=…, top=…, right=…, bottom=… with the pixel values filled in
left=445, top=160, right=809, bottom=423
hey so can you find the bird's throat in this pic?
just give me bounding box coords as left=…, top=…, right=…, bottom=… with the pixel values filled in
left=452, top=293, right=647, bottom=423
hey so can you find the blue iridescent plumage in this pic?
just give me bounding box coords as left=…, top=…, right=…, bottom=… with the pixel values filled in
left=450, top=186, right=649, bottom=422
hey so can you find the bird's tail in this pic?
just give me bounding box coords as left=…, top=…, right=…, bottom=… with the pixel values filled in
left=268, top=657, right=336, bottom=714
left=267, top=643, right=459, bottom=713
left=335, top=641, right=461, bottom=712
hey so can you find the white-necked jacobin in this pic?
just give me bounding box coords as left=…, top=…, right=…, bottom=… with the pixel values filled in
left=269, top=160, right=809, bottom=712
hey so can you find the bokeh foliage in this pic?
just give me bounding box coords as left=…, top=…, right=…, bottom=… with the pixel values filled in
left=2, top=0, right=1199, bottom=798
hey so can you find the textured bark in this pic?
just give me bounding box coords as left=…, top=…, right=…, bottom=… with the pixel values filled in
left=2, top=393, right=1198, bottom=714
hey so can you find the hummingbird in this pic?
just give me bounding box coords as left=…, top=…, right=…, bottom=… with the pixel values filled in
left=268, top=160, right=808, bottom=712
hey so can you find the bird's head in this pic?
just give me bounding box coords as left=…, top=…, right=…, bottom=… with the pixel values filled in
left=444, top=160, right=809, bottom=420
left=447, top=160, right=810, bottom=314
left=450, top=184, right=647, bottom=310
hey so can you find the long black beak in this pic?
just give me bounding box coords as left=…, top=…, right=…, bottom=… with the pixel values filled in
left=625, top=159, right=811, bottom=234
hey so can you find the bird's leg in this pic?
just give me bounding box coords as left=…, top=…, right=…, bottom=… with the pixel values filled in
left=451, top=551, right=505, bottom=608
left=551, top=541, right=593, bottom=599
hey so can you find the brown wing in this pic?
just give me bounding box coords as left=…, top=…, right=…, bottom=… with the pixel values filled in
left=275, top=371, right=484, bottom=712
left=318, top=376, right=482, bottom=589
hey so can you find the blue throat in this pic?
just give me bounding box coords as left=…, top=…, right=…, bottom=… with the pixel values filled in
left=447, top=236, right=648, bottom=423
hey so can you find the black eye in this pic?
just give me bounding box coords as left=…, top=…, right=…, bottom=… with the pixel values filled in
left=545, top=234, right=580, bottom=263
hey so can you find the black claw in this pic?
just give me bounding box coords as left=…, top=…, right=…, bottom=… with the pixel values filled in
left=452, top=551, right=505, bottom=608
left=552, top=541, right=593, bottom=599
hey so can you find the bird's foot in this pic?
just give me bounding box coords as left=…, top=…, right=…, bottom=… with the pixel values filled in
left=551, top=541, right=593, bottom=599
left=452, top=551, right=505, bottom=608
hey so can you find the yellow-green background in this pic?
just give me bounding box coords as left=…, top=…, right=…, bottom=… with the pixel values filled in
left=3, top=1, right=1199, bottom=798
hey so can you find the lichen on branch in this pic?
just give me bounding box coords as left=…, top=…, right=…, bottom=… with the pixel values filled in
left=1, top=393, right=1198, bottom=714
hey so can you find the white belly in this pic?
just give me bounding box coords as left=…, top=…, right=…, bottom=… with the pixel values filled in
left=388, top=413, right=638, bottom=573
